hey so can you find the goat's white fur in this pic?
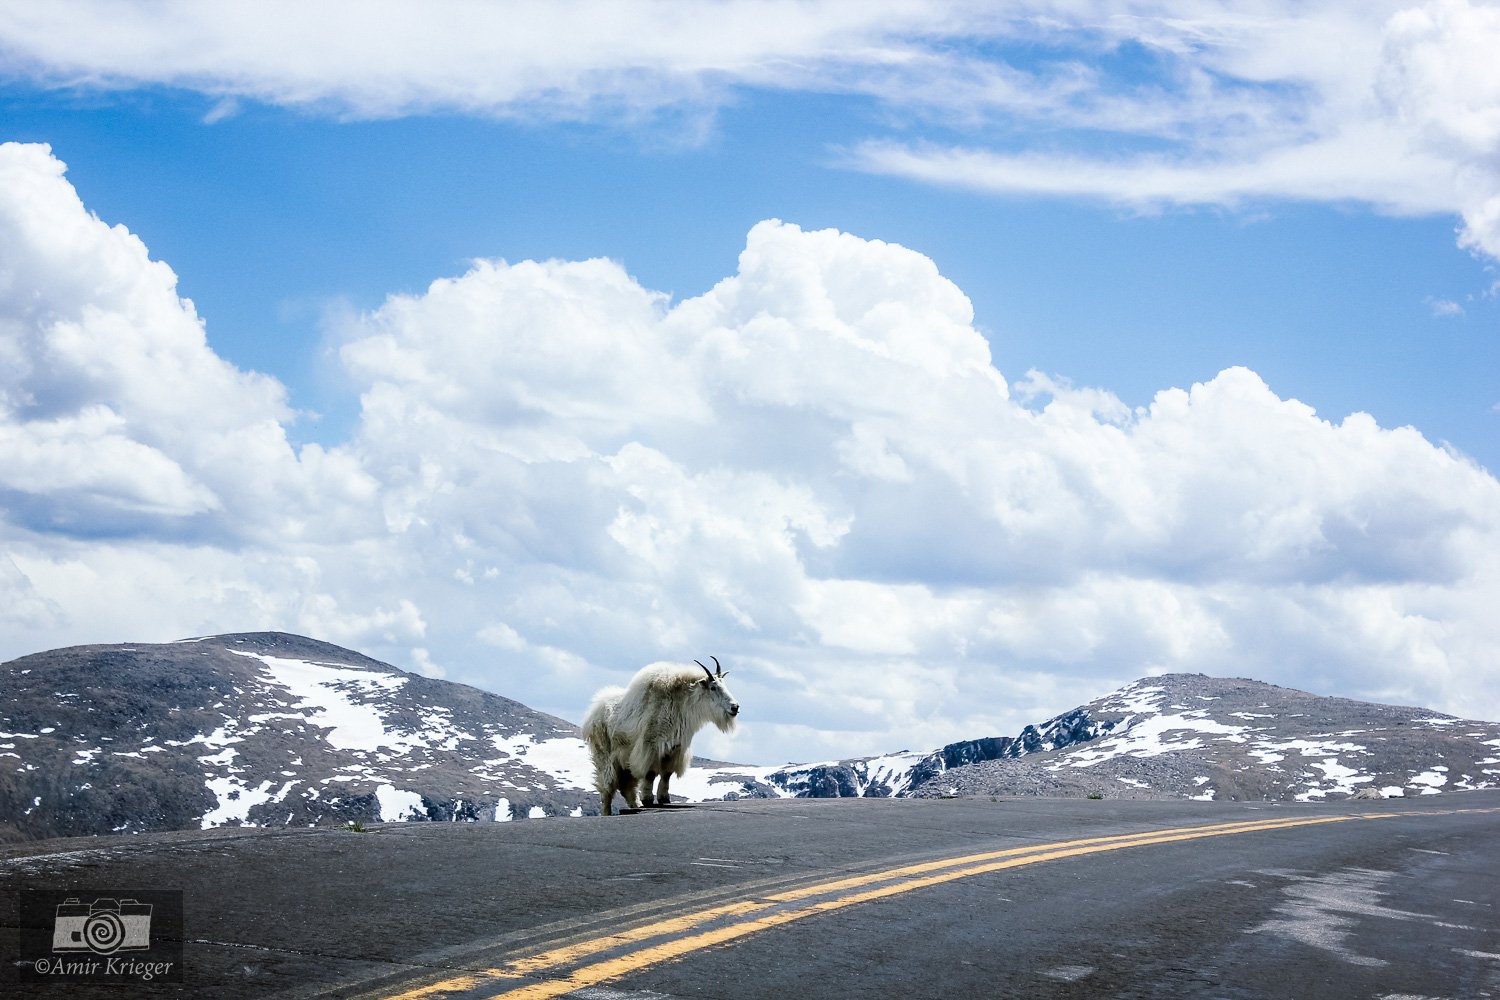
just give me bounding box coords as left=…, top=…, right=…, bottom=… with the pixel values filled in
left=582, top=660, right=739, bottom=815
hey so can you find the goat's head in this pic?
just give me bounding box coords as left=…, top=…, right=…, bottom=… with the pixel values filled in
left=694, top=656, right=740, bottom=731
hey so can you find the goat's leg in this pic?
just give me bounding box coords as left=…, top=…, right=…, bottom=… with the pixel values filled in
left=597, top=773, right=617, bottom=817
left=655, top=772, right=671, bottom=806
left=618, top=766, right=641, bottom=809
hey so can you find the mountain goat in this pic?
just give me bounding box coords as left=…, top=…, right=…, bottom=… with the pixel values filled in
left=582, top=657, right=739, bottom=816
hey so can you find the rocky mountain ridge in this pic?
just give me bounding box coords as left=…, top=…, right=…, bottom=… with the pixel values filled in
left=4, top=633, right=1498, bottom=841
left=688, top=673, right=1500, bottom=804
left=0, top=632, right=596, bottom=841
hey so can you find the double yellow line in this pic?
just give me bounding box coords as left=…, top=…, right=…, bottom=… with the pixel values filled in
left=380, top=807, right=1477, bottom=1000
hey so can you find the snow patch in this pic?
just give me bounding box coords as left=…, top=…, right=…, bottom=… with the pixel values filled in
left=375, top=784, right=426, bottom=821
left=201, top=775, right=279, bottom=828
left=1295, top=758, right=1371, bottom=801
left=1096, top=682, right=1167, bottom=716
left=1062, top=712, right=1249, bottom=767
left=671, top=763, right=797, bottom=801
left=233, top=651, right=409, bottom=753
left=483, top=734, right=593, bottom=790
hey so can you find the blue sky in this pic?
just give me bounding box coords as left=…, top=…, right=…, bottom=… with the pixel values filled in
left=9, top=83, right=1497, bottom=468
left=3, top=3, right=1499, bottom=764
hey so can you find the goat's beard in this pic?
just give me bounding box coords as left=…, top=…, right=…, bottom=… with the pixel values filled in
left=714, top=714, right=738, bottom=734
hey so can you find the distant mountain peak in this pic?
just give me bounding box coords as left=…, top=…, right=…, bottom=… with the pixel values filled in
left=905, top=672, right=1496, bottom=802
left=683, top=672, right=1499, bottom=804
left=0, top=633, right=597, bottom=842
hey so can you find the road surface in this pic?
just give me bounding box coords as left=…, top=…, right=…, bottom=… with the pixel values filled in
left=3, top=792, right=1498, bottom=998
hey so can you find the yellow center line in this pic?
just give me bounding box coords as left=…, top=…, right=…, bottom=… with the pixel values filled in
left=482, top=815, right=1375, bottom=1000
left=391, top=814, right=1324, bottom=998
left=378, top=808, right=1470, bottom=1000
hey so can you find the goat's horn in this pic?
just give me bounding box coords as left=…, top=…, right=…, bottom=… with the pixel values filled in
left=710, top=655, right=722, bottom=676
left=695, top=659, right=713, bottom=680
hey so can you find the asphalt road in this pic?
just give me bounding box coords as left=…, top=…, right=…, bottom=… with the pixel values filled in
left=3, top=792, right=1498, bottom=999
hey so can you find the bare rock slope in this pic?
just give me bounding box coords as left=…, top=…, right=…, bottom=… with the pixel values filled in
left=690, top=673, right=1500, bottom=803
left=0, top=633, right=596, bottom=841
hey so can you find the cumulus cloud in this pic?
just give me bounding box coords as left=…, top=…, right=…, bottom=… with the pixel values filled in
left=5, top=3, right=1500, bottom=263
left=3, top=142, right=1499, bottom=763
left=0, top=142, right=377, bottom=544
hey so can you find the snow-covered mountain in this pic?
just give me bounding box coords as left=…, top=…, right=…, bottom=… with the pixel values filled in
left=687, top=674, right=1500, bottom=804
left=937, top=673, right=1500, bottom=802
left=0, top=632, right=599, bottom=840
left=5, top=634, right=1499, bottom=842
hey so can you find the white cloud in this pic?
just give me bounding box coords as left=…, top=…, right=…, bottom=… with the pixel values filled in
left=0, top=142, right=379, bottom=545
left=5, top=2, right=1500, bottom=263
left=1426, top=296, right=1465, bottom=317
left=846, top=1, right=1500, bottom=262
left=3, top=143, right=1499, bottom=763
left=408, top=647, right=446, bottom=679
left=0, top=405, right=220, bottom=520
left=0, top=0, right=955, bottom=120
left=847, top=125, right=1456, bottom=215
